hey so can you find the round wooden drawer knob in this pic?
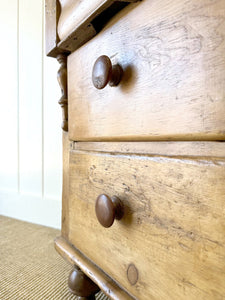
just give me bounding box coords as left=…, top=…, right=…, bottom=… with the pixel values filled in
left=95, top=194, right=124, bottom=228
left=92, top=55, right=123, bottom=89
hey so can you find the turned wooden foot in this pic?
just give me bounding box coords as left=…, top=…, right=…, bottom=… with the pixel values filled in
left=68, top=266, right=100, bottom=299
left=77, top=297, right=95, bottom=300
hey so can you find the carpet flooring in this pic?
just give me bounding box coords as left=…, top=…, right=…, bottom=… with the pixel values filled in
left=0, top=215, right=108, bottom=300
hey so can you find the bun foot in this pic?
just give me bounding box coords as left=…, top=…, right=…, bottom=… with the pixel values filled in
left=68, top=266, right=100, bottom=299
left=78, top=296, right=95, bottom=300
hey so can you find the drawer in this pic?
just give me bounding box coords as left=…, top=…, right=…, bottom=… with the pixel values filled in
left=68, top=148, right=225, bottom=300
left=68, top=0, right=225, bottom=141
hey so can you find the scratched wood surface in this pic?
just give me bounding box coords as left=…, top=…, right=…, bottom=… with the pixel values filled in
left=55, top=236, right=134, bottom=300
left=57, top=0, right=137, bottom=52
left=58, top=0, right=135, bottom=40
left=68, top=149, right=225, bottom=300
left=68, top=0, right=225, bottom=141
left=73, top=141, right=225, bottom=157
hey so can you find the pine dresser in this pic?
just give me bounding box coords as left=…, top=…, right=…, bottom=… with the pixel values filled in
left=45, top=1, right=225, bottom=299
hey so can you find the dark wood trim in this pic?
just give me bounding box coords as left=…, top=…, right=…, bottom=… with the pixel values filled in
left=68, top=266, right=100, bottom=298
left=57, top=54, right=68, bottom=131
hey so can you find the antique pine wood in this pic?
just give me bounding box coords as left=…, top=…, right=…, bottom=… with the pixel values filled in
left=57, top=0, right=138, bottom=40
left=61, top=132, right=70, bottom=238
left=73, top=141, right=225, bottom=158
left=57, top=0, right=138, bottom=53
left=45, top=0, right=225, bottom=299
left=67, top=149, right=225, bottom=300
left=45, top=0, right=61, bottom=57
left=55, top=236, right=134, bottom=300
left=68, top=0, right=225, bottom=141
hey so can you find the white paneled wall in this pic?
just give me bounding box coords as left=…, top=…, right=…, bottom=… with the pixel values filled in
left=0, top=0, right=62, bottom=228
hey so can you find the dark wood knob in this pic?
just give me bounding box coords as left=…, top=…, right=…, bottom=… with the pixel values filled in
left=92, top=55, right=123, bottom=89
left=68, top=266, right=100, bottom=297
left=95, top=194, right=124, bottom=228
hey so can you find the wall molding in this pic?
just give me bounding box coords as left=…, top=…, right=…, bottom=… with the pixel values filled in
left=0, top=190, right=61, bottom=229
left=0, top=1, right=62, bottom=228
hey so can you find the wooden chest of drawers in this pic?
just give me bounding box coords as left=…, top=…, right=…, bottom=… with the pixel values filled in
left=46, top=1, right=225, bottom=299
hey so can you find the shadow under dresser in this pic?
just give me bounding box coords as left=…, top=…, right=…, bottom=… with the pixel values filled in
left=45, top=0, right=225, bottom=299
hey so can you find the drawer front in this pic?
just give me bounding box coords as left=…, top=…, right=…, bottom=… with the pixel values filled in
left=68, top=150, right=225, bottom=300
left=68, top=0, right=225, bottom=141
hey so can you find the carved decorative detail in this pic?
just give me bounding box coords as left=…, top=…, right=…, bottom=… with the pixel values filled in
left=57, top=54, right=68, bottom=131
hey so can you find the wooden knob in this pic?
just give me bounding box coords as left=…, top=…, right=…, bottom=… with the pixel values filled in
left=92, top=55, right=123, bottom=89
left=95, top=194, right=124, bottom=228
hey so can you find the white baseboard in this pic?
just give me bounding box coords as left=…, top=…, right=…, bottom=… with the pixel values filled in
left=0, top=190, right=61, bottom=229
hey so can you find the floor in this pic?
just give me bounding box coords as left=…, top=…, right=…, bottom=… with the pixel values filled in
left=0, top=215, right=108, bottom=300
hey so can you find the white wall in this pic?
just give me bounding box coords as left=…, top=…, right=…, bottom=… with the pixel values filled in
left=0, top=0, right=62, bottom=229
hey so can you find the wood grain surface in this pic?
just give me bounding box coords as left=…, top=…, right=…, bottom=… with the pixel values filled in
left=67, top=149, right=225, bottom=300
left=61, top=132, right=70, bottom=238
left=55, top=236, right=134, bottom=300
left=57, top=0, right=138, bottom=52
left=45, top=0, right=61, bottom=57
left=73, top=141, right=225, bottom=158
left=68, top=0, right=225, bottom=141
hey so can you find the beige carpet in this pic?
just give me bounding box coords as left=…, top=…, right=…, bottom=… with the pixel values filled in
left=0, top=215, right=108, bottom=299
